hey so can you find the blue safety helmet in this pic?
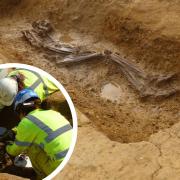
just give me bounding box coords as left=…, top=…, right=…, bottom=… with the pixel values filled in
left=14, top=88, right=39, bottom=112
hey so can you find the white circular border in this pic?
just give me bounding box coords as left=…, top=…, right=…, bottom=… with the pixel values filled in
left=0, top=63, right=78, bottom=180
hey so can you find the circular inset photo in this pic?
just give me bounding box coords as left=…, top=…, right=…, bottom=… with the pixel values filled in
left=0, top=63, right=77, bottom=180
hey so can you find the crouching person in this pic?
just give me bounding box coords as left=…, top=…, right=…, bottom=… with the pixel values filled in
left=6, top=89, right=73, bottom=179
left=0, top=68, right=59, bottom=111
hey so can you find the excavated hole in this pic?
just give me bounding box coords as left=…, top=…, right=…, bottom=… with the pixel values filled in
left=0, top=1, right=180, bottom=180
left=0, top=0, right=179, bottom=145
left=0, top=29, right=179, bottom=144
left=63, top=59, right=179, bottom=143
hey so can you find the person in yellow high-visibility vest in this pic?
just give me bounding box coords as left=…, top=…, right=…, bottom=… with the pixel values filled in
left=6, top=88, right=73, bottom=179
left=0, top=68, right=58, bottom=110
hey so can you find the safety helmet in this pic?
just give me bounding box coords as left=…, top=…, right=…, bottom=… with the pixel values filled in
left=14, top=88, right=39, bottom=112
left=0, top=77, right=18, bottom=106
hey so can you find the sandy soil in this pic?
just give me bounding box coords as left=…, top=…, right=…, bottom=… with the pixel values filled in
left=57, top=112, right=180, bottom=180
left=0, top=173, right=28, bottom=180
left=0, top=0, right=179, bottom=179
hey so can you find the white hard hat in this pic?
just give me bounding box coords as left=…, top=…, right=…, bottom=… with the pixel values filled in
left=0, top=77, right=18, bottom=106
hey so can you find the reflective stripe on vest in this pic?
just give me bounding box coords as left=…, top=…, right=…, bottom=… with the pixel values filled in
left=25, top=114, right=72, bottom=160
left=15, top=140, right=32, bottom=146
left=55, top=149, right=69, bottom=160
left=29, top=78, right=42, bottom=90
left=15, top=140, right=40, bottom=148
left=45, top=124, right=72, bottom=143
left=15, top=140, right=45, bottom=150
left=26, top=115, right=72, bottom=160
left=26, top=115, right=72, bottom=141
left=26, top=114, right=52, bottom=134
left=15, top=140, right=69, bottom=160
left=17, top=68, right=49, bottom=97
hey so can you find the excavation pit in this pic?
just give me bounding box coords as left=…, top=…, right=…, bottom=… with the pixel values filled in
left=0, top=0, right=180, bottom=179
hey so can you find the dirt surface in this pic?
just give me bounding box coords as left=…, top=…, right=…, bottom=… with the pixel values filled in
left=0, top=173, right=28, bottom=180
left=57, top=112, right=180, bottom=180
left=0, top=0, right=179, bottom=179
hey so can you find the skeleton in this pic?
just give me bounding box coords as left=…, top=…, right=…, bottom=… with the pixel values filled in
left=104, top=51, right=179, bottom=99
left=22, top=20, right=179, bottom=100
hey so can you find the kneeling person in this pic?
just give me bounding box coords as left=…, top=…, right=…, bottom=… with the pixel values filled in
left=6, top=89, right=72, bottom=179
